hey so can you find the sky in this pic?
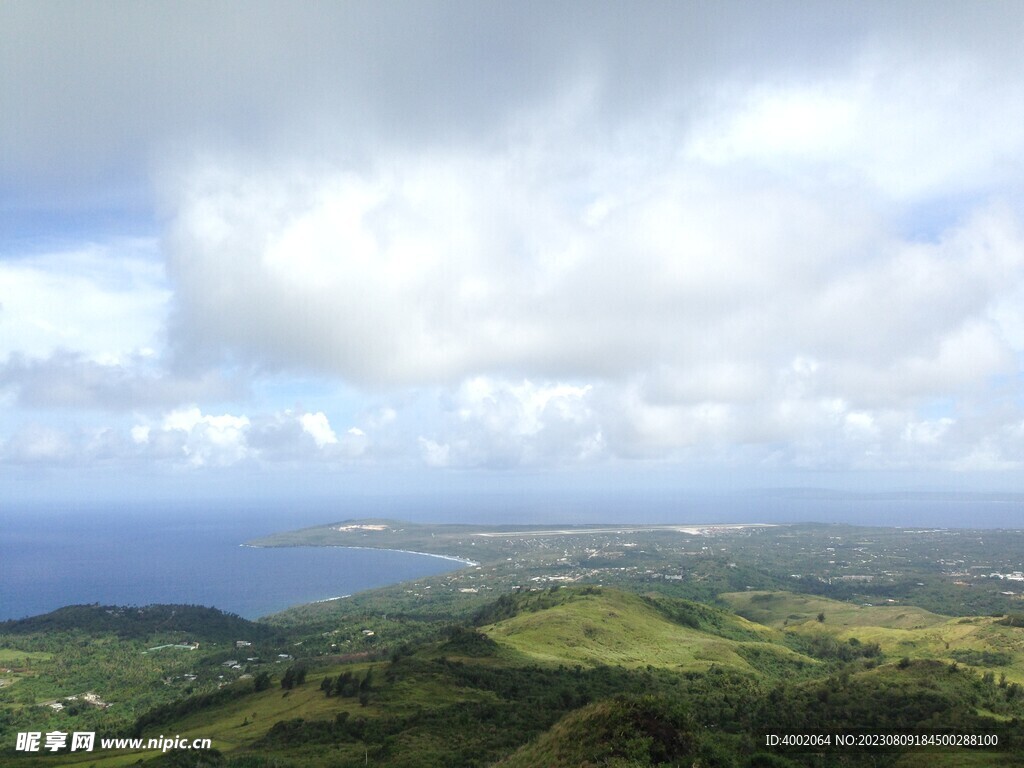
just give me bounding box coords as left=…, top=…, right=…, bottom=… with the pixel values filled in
left=3, top=1, right=1024, bottom=507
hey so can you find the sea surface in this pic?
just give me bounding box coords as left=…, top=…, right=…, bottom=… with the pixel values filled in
left=3, top=491, right=1023, bottom=622
left=0, top=504, right=465, bottom=621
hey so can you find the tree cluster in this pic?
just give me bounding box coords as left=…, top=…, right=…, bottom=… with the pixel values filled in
left=319, top=668, right=372, bottom=699
left=279, top=664, right=307, bottom=690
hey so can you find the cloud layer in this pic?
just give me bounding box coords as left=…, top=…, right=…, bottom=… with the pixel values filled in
left=4, top=3, right=1024, bottom=486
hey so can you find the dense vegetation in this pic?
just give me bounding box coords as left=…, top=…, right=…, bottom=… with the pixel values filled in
left=6, top=520, right=1024, bottom=766
left=0, top=604, right=279, bottom=643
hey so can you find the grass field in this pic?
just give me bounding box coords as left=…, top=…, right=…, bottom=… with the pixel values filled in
left=723, top=591, right=1024, bottom=683
left=24, top=663, right=384, bottom=767
left=0, top=649, right=53, bottom=664
left=479, top=588, right=815, bottom=676
left=16, top=588, right=1024, bottom=767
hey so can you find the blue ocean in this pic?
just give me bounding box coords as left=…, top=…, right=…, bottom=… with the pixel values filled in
left=3, top=491, right=1023, bottom=622
left=0, top=503, right=463, bottom=621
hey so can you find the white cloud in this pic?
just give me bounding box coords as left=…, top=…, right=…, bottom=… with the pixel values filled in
left=903, top=418, right=953, bottom=446
left=688, top=82, right=859, bottom=166
left=418, top=437, right=450, bottom=468
left=122, top=407, right=370, bottom=467
left=151, top=118, right=1024, bottom=472
left=160, top=407, right=251, bottom=467
left=163, top=148, right=1024, bottom=389
left=687, top=52, right=1024, bottom=200
left=7, top=4, right=1024, bottom=483
left=0, top=351, right=240, bottom=411
left=300, top=411, right=338, bottom=448
left=2, top=423, right=74, bottom=464
left=418, top=378, right=602, bottom=468
left=364, top=407, right=397, bottom=429
left=0, top=240, right=169, bottom=364
left=843, top=412, right=879, bottom=441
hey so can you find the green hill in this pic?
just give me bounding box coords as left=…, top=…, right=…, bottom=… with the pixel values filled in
left=9, top=587, right=1024, bottom=767
left=478, top=587, right=811, bottom=676
left=0, top=604, right=277, bottom=644
left=494, top=694, right=704, bottom=768
left=723, top=591, right=1024, bottom=684
left=722, top=590, right=949, bottom=630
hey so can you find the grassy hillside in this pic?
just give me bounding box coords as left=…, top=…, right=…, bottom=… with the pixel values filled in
left=494, top=694, right=704, bottom=768
left=9, top=587, right=1024, bottom=767
left=723, top=591, right=1024, bottom=684
left=478, top=587, right=813, bottom=677
left=722, top=590, right=949, bottom=629
left=0, top=605, right=298, bottom=768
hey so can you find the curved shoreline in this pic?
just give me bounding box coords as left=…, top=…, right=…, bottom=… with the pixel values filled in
left=240, top=542, right=480, bottom=568
left=321, top=544, right=480, bottom=568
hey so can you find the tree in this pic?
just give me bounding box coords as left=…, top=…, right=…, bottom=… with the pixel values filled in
left=337, top=671, right=356, bottom=697
left=280, top=668, right=295, bottom=690
left=281, top=662, right=307, bottom=690
left=253, top=671, right=271, bottom=692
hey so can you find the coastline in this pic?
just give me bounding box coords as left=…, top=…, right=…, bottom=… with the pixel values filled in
left=1, top=522, right=469, bottom=622
left=241, top=542, right=479, bottom=568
